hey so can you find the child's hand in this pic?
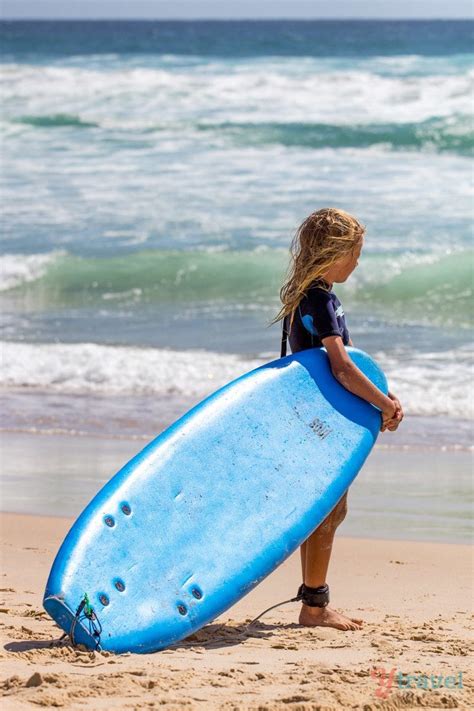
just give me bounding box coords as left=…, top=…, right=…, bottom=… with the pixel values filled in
left=388, top=391, right=403, bottom=415
left=381, top=402, right=398, bottom=432
left=381, top=392, right=404, bottom=432
left=381, top=409, right=402, bottom=432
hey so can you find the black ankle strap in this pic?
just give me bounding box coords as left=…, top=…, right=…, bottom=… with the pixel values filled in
left=296, top=583, right=330, bottom=607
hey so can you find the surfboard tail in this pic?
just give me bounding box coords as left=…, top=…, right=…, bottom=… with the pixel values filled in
left=44, top=594, right=102, bottom=650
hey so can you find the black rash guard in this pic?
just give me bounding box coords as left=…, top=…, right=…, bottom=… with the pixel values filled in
left=287, top=281, right=350, bottom=353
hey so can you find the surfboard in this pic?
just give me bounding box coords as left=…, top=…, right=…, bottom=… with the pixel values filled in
left=43, top=346, right=387, bottom=654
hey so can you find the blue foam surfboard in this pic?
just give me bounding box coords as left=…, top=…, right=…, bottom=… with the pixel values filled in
left=43, top=347, right=387, bottom=653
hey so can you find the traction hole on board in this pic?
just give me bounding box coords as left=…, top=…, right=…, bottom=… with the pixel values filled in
left=115, top=580, right=125, bottom=592
left=104, top=516, right=115, bottom=528
left=99, top=594, right=109, bottom=606
left=177, top=604, right=187, bottom=615
left=121, top=504, right=131, bottom=515
left=192, top=588, right=202, bottom=599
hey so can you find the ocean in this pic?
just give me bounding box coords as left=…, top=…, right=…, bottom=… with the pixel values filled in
left=0, top=20, right=473, bottom=538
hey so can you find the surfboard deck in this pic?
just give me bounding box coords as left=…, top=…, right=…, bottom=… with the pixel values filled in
left=43, top=346, right=387, bottom=653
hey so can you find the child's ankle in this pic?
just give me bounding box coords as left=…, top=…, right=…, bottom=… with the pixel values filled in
left=301, top=603, right=326, bottom=615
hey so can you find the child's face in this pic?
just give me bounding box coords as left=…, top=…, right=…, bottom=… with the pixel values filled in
left=324, top=236, right=363, bottom=284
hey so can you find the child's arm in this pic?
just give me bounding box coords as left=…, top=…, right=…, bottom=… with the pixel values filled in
left=346, top=337, right=402, bottom=430
left=322, top=335, right=401, bottom=429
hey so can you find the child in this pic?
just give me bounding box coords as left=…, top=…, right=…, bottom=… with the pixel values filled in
left=274, top=207, right=404, bottom=631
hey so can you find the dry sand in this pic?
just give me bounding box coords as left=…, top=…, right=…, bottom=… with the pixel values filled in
left=0, top=512, right=472, bottom=710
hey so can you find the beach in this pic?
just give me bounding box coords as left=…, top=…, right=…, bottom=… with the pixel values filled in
left=1, top=510, right=472, bottom=710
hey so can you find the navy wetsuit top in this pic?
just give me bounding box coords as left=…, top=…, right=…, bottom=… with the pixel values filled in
left=287, top=281, right=350, bottom=353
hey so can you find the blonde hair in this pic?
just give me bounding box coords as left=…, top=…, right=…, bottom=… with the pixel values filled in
left=272, top=207, right=365, bottom=327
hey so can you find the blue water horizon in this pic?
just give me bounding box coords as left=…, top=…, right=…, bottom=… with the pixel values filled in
left=2, top=19, right=473, bottom=61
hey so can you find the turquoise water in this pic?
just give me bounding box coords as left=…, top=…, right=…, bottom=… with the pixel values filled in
left=1, top=20, right=473, bottom=446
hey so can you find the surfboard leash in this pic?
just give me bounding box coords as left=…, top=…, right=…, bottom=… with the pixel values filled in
left=52, top=585, right=328, bottom=652
left=170, top=592, right=305, bottom=650
left=246, top=584, right=329, bottom=624
left=172, top=583, right=330, bottom=649
left=54, top=593, right=103, bottom=651
left=245, top=594, right=302, bottom=628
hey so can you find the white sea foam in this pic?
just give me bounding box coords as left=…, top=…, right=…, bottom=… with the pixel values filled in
left=0, top=252, right=65, bottom=291
left=374, top=347, right=474, bottom=420
left=2, top=139, right=472, bottom=260
left=0, top=341, right=263, bottom=398
left=1, top=60, right=472, bottom=128
left=1, top=341, right=472, bottom=420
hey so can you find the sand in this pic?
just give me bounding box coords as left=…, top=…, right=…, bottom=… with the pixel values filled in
left=0, top=512, right=472, bottom=710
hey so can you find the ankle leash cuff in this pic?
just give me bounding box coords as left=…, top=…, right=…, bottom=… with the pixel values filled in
left=296, top=583, right=330, bottom=607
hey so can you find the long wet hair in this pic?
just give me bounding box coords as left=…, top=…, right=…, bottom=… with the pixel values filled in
left=272, top=207, right=365, bottom=328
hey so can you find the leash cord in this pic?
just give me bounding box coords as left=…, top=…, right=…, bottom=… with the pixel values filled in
left=53, top=594, right=301, bottom=653
left=170, top=595, right=301, bottom=649
left=68, top=595, right=103, bottom=651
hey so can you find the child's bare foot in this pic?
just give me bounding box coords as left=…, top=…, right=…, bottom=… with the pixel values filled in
left=298, top=605, right=363, bottom=630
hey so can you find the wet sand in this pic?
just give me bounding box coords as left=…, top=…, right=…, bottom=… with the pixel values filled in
left=1, top=431, right=472, bottom=543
